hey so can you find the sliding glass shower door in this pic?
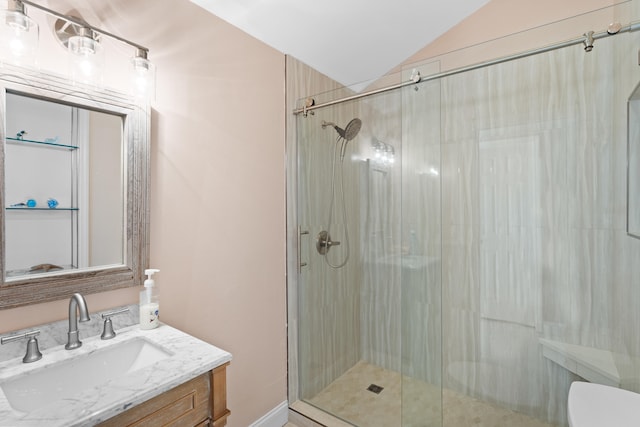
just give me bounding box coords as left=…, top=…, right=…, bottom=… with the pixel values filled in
left=295, top=73, right=443, bottom=426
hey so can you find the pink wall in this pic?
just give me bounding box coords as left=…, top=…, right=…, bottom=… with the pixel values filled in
left=0, top=1, right=286, bottom=426
left=145, top=2, right=287, bottom=425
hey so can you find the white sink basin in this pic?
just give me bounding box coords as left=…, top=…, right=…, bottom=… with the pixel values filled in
left=0, top=337, right=172, bottom=413
left=568, top=381, right=640, bottom=427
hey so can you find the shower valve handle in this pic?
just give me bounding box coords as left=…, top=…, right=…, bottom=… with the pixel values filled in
left=316, top=230, right=339, bottom=255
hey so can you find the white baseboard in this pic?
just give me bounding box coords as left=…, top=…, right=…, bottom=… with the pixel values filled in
left=250, top=400, right=289, bottom=427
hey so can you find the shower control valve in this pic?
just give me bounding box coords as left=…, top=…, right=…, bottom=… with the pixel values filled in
left=316, top=230, right=340, bottom=255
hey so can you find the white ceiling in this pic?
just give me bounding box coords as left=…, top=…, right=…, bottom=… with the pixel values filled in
left=190, top=0, right=489, bottom=88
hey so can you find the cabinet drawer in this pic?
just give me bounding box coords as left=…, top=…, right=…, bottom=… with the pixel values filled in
left=98, top=373, right=210, bottom=427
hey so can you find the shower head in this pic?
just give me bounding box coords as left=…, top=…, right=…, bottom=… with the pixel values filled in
left=339, top=118, right=362, bottom=141
left=322, top=118, right=363, bottom=161
left=322, top=118, right=362, bottom=141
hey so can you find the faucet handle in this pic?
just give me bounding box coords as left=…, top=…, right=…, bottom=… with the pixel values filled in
left=101, top=308, right=130, bottom=340
left=1, top=330, right=43, bottom=363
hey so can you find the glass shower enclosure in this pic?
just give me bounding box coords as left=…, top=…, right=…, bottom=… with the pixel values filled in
left=289, top=2, right=640, bottom=426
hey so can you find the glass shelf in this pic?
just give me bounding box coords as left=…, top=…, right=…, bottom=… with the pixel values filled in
left=6, top=264, right=75, bottom=278
left=6, top=207, right=78, bottom=211
left=5, top=137, right=79, bottom=150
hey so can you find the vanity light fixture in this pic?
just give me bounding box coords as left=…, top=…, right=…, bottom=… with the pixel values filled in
left=68, top=26, right=100, bottom=56
left=0, top=0, right=38, bottom=66
left=67, top=26, right=104, bottom=87
left=1, top=0, right=156, bottom=101
left=131, top=48, right=156, bottom=101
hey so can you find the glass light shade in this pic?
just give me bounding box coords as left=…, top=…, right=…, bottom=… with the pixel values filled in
left=68, top=33, right=104, bottom=87
left=131, top=55, right=156, bottom=102
left=0, top=9, right=38, bottom=66
left=69, top=33, right=98, bottom=56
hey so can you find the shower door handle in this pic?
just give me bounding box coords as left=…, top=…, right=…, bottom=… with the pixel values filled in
left=298, top=228, right=309, bottom=273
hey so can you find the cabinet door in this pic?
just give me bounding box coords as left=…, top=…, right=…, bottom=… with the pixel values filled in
left=98, top=373, right=210, bottom=427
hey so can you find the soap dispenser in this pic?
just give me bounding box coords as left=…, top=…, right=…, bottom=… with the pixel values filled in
left=140, top=268, right=160, bottom=330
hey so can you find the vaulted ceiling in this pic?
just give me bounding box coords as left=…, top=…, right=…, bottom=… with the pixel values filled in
left=190, top=0, right=489, bottom=88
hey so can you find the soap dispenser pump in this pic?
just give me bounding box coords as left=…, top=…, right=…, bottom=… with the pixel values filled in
left=140, top=268, right=160, bottom=330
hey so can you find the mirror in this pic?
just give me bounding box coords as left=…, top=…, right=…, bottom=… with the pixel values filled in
left=5, top=92, right=124, bottom=277
left=0, top=65, right=150, bottom=309
left=628, top=81, right=640, bottom=238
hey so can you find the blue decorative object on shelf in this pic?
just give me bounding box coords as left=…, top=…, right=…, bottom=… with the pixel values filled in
left=47, top=198, right=59, bottom=209
left=44, top=136, right=59, bottom=144
left=16, top=130, right=27, bottom=140
left=26, top=199, right=36, bottom=208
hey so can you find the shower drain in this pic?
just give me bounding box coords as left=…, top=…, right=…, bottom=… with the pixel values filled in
left=367, top=384, right=384, bottom=394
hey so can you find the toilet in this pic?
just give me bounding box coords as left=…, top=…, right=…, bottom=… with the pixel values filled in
left=568, top=381, right=640, bottom=427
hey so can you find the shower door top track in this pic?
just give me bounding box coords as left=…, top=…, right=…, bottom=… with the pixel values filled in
left=293, top=20, right=640, bottom=116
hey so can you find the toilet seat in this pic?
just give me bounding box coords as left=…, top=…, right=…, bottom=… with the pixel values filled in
left=568, top=381, right=640, bottom=427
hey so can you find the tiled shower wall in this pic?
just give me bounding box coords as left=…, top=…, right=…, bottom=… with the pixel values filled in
left=438, top=25, right=640, bottom=425
left=356, top=89, right=402, bottom=374
left=356, top=65, right=443, bottom=387
left=289, top=56, right=365, bottom=398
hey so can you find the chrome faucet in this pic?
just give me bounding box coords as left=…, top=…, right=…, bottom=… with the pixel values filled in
left=65, top=293, right=90, bottom=350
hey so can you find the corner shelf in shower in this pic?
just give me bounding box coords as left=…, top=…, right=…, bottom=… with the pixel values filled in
left=539, top=338, right=640, bottom=389
left=5, top=137, right=79, bottom=150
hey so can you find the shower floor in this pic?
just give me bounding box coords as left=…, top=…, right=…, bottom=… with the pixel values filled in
left=307, top=361, right=557, bottom=427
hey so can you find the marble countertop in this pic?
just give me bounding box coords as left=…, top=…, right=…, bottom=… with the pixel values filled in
left=0, top=323, right=232, bottom=426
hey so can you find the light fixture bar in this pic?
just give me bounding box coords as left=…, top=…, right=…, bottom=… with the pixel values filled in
left=19, top=0, right=149, bottom=53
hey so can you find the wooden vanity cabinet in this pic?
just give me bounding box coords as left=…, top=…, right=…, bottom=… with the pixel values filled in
left=210, top=363, right=230, bottom=426
left=98, top=363, right=230, bottom=427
